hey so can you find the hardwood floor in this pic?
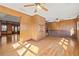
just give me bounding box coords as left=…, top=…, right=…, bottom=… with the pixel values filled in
left=0, top=36, right=79, bottom=56
left=0, top=34, right=19, bottom=56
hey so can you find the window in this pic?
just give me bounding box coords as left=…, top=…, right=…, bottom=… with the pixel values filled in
left=12, top=25, right=19, bottom=32
left=15, top=26, right=18, bottom=32
left=2, top=24, right=7, bottom=31
left=12, top=26, right=14, bottom=32
left=18, top=26, right=20, bottom=31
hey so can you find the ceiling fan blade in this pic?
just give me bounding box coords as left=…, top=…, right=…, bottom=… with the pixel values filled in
left=40, top=5, right=48, bottom=11
left=24, top=4, right=34, bottom=7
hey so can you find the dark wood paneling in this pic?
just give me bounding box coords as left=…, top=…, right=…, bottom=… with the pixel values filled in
left=0, top=20, right=20, bottom=35
left=0, top=21, right=1, bottom=37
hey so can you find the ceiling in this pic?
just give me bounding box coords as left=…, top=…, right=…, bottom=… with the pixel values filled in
left=0, top=13, right=20, bottom=22
left=0, top=3, right=79, bottom=22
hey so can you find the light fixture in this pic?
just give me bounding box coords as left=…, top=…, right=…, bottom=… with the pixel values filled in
left=55, top=18, right=60, bottom=22
left=36, top=5, right=42, bottom=10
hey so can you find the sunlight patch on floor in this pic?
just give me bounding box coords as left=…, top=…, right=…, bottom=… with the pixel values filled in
left=12, top=42, right=20, bottom=49
left=25, top=43, right=31, bottom=48
left=17, top=47, right=26, bottom=56
left=12, top=41, right=39, bottom=56
left=58, top=38, right=69, bottom=50
left=24, top=50, right=36, bottom=56
left=29, top=45, right=39, bottom=54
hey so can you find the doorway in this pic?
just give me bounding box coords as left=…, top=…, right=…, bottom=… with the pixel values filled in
left=0, top=13, right=20, bottom=46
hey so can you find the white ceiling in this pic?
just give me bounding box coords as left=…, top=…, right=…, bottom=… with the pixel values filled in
left=0, top=3, right=79, bottom=22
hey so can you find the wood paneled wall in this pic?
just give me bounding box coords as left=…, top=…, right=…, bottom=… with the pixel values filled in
left=47, top=19, right=76, bottom=37
left=48, top=19, right=75, bottom=30
left=31, top=15, right=46, bottom=40
left=20, top=15, right=46, bottom=41
left=77, top=18, right=79, bottom=41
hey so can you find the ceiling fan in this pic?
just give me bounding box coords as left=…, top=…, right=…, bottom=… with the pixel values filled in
left=24, top=3, right=48, bottom=13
